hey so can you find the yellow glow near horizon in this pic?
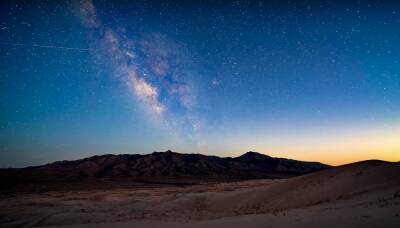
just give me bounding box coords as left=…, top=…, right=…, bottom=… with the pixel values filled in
left=206, top=121, right=400, bottom=166
left=271, top=127, right=399, bottom=165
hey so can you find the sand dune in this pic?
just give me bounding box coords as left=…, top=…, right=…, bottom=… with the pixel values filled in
left=151, top=160, right=400, bottom=219
left=201, top=160, right=400, bottom=214
left=1, top=160, right=399, bottom=228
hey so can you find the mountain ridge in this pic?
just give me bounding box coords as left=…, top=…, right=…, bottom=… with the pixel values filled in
left=0, top=150, right=330, bottom=188
left=44, top=150, right=324, bottom=167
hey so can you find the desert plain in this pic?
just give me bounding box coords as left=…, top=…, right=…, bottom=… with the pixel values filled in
left=1, top=160, right=399, bottom=228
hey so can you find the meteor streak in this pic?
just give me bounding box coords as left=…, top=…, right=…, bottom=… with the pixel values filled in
left=0, top=41, right=90, bottom=51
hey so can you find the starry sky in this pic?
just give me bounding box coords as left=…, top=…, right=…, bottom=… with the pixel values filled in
left=1, top=0, right=399, bottom=168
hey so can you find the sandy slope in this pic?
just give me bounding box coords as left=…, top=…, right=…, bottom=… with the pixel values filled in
left=1, top=160, right=399, bottom=228
left=41, top=194, right=400, bottom=228
left=196, top=160, right=400, bottom=215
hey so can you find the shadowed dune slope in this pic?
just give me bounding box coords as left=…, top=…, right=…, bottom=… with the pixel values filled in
left=158, top=160, right=400, bottom=216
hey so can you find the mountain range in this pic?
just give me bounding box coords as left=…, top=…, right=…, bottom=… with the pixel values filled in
left=0, top=150, right=329, bottom=188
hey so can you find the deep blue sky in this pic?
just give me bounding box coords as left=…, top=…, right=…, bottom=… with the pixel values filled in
left=1, top=0, right=399, bottom=167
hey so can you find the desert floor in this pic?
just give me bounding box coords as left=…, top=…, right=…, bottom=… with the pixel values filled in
left=1, top=161, right=399, bottom=228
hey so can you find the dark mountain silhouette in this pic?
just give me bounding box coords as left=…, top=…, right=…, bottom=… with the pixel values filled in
left=0, top=150, right=329, bottom=188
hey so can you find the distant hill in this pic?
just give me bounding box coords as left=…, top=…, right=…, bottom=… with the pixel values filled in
left=0, top=150, right=329, bottom=188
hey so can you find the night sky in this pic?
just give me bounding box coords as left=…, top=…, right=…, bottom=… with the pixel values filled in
left=1, top=0, right=399, bottom=167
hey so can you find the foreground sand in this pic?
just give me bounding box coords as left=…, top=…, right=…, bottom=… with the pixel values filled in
left=1, top=160, right=399, bottom=228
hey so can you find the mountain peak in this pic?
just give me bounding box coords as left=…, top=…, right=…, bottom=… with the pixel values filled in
left=152, top=150, right=176, bottom=155
left=240, top=151, right=271, bottom=158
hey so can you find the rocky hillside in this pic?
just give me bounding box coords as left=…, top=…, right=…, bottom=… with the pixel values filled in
left=0, top=150, right=329, bottom=186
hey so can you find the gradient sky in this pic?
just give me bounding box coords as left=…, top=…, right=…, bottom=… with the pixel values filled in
left=0, top=0, right=399, bottom=168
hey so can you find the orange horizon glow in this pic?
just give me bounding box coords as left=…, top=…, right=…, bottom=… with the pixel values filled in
left=199, top=121, right=400, bottom=166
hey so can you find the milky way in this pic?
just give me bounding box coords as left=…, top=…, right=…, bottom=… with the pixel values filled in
left=78, top=0, right=200, bottom=132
